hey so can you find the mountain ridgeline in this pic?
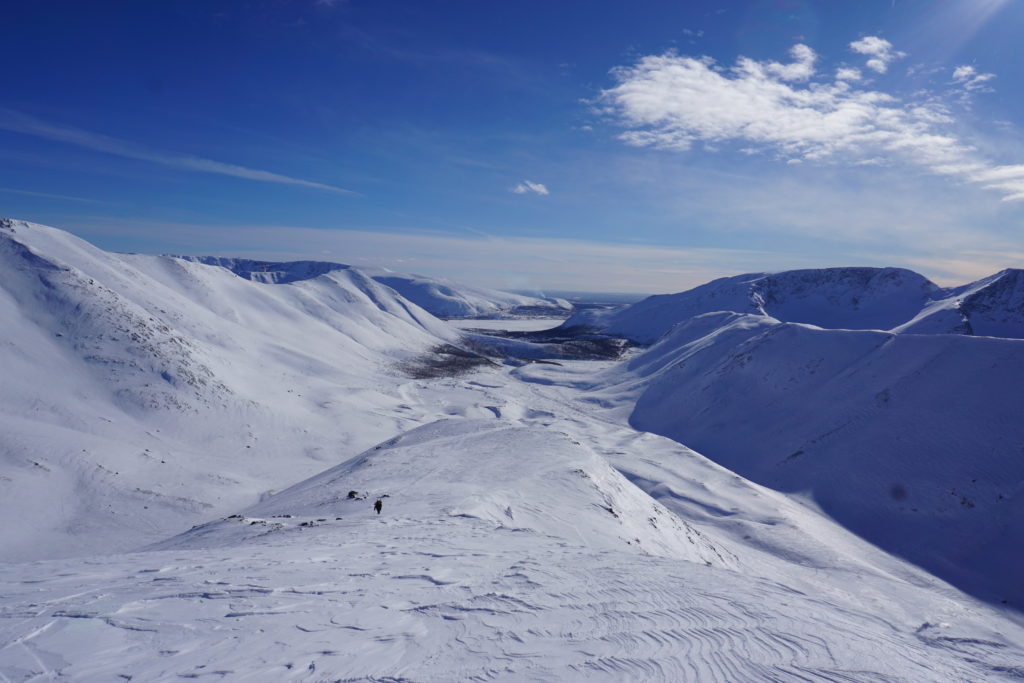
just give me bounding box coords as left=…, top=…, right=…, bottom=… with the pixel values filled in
left=560, top=266, right=1024, bottom=343
left=180, top=255, right=572, bottom=318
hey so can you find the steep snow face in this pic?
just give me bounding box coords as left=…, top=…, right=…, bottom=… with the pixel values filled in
left=898, top=268, right=1024, bottom=338
left=180, top=254, right=572, bottom=318
left=561, top=267, right=938, bottom=344
left=621, top=316, right=1024, bottom=605
left=961, top=268, right=1024, bottom=337
left=0, top=219, right=458, bottom=560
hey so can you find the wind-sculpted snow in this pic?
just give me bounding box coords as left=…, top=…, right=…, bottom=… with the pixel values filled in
left=3, top=418, right=1024, bottom=680
left=5, top=529, right=1024, bottom=680
left=619, top=314, right=1024, bottom=607
left=182, top=253, right=572, bottom=318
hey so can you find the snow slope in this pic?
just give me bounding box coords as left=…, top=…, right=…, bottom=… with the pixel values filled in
left=3, top=415, right=1024, bottom=680
left=182, top=255, right=572, bottom=318
left=0, top=218, right=460, bottom=559
left=608, top=313, right=1024, bottom=606
left=156, top=419, right=732, bottom=566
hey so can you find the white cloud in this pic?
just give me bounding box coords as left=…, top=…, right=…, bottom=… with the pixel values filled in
left=0, top=187, right=111, bottom=204
left=764, top=44, right=817, bottom=82
left=511, top=180, right=550, bottom=196
left=835, top=67, right=861, bottom=82
left=0, top=108, right=356, bottom=195
left=599, top=41, right=1024, bottom=201
left=850, top=36, right=904, bottom=73
left=952, top=64, right=996, bottom=92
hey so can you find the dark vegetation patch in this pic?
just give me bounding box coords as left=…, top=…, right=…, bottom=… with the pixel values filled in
left=398, top=344, right=501, bottom=379
left=472, top=326, right=635, bottom=361
left=397, top=327, right=633, bottom=379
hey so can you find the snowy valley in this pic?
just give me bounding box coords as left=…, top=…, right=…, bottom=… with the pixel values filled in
left=2, top=218, right=1024, bottom=681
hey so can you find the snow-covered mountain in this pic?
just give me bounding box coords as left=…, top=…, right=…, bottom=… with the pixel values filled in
left=559, top=266, right=1024, bottom=344
left=182, top=255, right=572, bottom=318
left=0, top=218, right=460, bottom=559
left=596, top=312, right=1024, bottom=606
left=3, top=219, right=1024, bottom=680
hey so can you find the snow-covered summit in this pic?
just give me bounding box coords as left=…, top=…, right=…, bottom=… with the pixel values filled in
left=557, top=266, right=1024, bottom=344
left=178, top=255, right=351, bottom=283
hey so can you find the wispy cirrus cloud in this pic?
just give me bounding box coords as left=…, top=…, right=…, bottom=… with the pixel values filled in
left=598, top=38, right=1024, bottom=201
left=0, top=187, right=113, bottom=204
left=511, top=180, right=549, bottom=196
left=0, top=108, right=356, bottom=195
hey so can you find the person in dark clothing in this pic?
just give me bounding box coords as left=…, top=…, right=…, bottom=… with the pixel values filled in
left=374, top=499, right=383, bottom=515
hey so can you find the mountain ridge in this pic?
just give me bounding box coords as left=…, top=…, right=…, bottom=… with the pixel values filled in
left=559, top=265, right=1024, bottom=343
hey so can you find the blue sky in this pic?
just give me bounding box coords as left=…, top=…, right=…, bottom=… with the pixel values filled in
left=3, top=0, right=1024, bottom=293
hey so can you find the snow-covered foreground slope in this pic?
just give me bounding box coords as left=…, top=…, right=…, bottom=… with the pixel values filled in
left=600, top=312, right=1024, bottom=606
left=4, top=415, right=1024, bottom=680
left=182, top=255, right=572, bottom=318
left=561, top=266, right=1024, bottom=343
left=0, top=218, right=462, bottom=559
